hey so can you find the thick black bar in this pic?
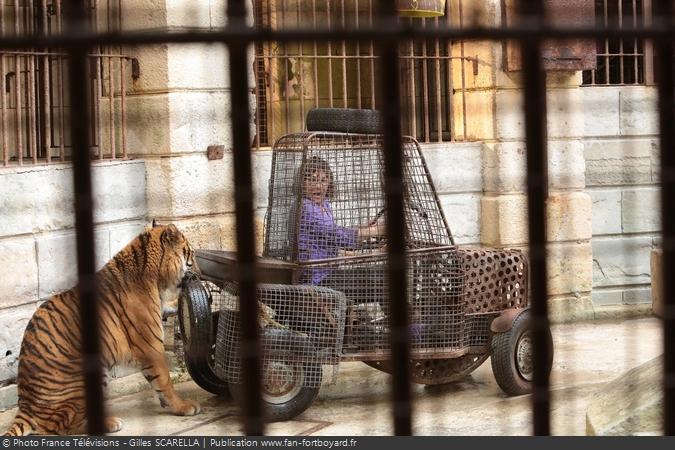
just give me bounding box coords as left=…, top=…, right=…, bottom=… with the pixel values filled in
left=517, top=0, right=551, bottom=436
left=63, top=0, right=105, bottom=435
left=654, top=0, right=675, bottom=436
left=376, top=0, right=412, bottom=436
left=5, top=24, right=675, bottom=50
left=227, top=0, right=263, bottom=436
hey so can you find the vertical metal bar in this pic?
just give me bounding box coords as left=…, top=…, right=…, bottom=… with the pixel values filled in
left=120, top=57, right=127, bottom=159
left=340, top=0, right=347, bottom=108
left=94, top=1, right=103, bottom=158
left=654, top=0, right=675, bottom=435
left=108, top=56, right=115, bottom=158
left=644, top=0, right=655, bottom=84
left=14, top=1, right=23, bottom=165
left=326, top=0, right=334, bottom=107
left=376, top=0, right=411, bottom=436
left=64, top=0, right=105, bottom=435
left=312, top=0, right=319, bottom=108
left=355, top=0, right=362, bottom=109
left=408, top=40, right=417, bottom=139
left=433, top=18, right=442, bottom=143
left=28, top=51, right=37, bottom=164
left=42, top=0, right=52, bottom=163
left=633, top=0, right=639, bottom=83
left=0, top=1, right=6, bottom=167
left=446, top=1, right=455, bottom=141
left=296, top=0, right=305, bottom=130
left=368, top=0, right=376, bottom=108
left=518, top=0, right=551, bottom=436
left=227, top=0, right=263, bottom=436
left=280, top=0, right=290, bottom=133
left=421, top=20, right=430, bottom=142
left=57, top=0, right=65, bottom=161
left=458, top=0, right=468, bottom=139
left=604, top=0, right=610, bottom=83
left=267, top=0, right=276, bottom=143
left=619, top=0, right=625, bottom=84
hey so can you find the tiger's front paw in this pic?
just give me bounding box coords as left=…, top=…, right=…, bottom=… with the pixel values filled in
left=172, top=399, right=201, bottom=416
left=105, top=417, right=124, bottom=433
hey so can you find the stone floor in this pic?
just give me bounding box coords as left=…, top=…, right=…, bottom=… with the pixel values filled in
left=0, top=317, right=663, bottom=436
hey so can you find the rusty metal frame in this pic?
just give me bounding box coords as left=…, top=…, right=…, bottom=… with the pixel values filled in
left=0, top=0, right=129, bottom=167
left=582, top=0, right=652, bottom=85
left=250, top=0, right=463, bottom=147
left=1, top=0, right=674, bottom=438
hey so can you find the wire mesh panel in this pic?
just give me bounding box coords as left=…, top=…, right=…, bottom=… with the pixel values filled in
left=214, top=282, right=347, bottom=388
left=304, top=246, right=527, bottom=363
left=263, top=131, right=452, bottom=267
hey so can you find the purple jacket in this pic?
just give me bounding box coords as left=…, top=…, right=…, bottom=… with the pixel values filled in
left=297, top=198, right=358, bottom=285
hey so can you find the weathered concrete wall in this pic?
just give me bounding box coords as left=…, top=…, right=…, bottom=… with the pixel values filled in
left=0, top=160, right=148, bottom=382
left=451, top=0, right=594, bottom=322
left=582, top=86, right=660, bottom=311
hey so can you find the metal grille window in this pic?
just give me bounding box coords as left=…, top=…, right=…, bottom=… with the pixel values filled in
left=582, top=0, right=654, bottom=85
left=0, top=0, right=130, bottom=166
left=252, top=0, right=462, bottom=147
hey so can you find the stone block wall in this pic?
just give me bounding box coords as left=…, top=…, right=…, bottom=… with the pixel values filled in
left=422, top=142, right=484, bottom=245
left=0, top=160, right=148, bottom=383
left=582, top=87, right=660, bottom=309
left=124, top=0, right=263, bottom=251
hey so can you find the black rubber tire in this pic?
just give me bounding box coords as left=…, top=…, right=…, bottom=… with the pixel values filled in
left=490, top=309, right=554, bottom=396
left=306, top=108, right=381, bottom=134
left=178, top=280, right=230, bottom=396
left=228, top=328, right=321, bottom=422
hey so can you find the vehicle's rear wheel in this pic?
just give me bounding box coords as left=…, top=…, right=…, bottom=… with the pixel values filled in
left=228, top=328, right=321, bottom=422
left=178, top=280, right=230, bottom=396
left=490, top=309, right=553, bottom=396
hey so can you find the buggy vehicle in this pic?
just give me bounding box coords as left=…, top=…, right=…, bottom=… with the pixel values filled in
left=178, top=108, right=553, bottom=421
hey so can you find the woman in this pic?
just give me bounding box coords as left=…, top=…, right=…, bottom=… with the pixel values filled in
left=295, top=156, right=385, bottom=285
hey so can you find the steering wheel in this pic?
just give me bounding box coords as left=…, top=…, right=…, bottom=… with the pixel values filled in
left=359, top=207, right=387, bottom=249
left=369, top=207, right=387, bottom=226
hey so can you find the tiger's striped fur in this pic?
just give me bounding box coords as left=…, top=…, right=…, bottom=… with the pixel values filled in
left=4, top=224, right=201, bottom=436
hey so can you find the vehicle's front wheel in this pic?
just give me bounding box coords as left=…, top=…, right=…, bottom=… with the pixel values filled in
left=228, top=328, right=322, bottom=422
left=178, top=280, right=231, bottom=396
left=490, top=309, right=553, bottom=396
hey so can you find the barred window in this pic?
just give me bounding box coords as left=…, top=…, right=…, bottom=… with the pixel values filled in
left=252, top=0, right=460, bottom=148
left=582, top=0, right=654, bottom=85
left=0, top=0, right=130, bottom=167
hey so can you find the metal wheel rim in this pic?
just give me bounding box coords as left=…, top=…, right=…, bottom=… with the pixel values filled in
left=261, top=360, right=303, bottom=404
left=515, top=331, right=533, bottom=381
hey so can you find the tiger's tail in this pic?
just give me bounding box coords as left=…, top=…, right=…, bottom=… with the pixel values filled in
left=4, top=410, right=35, bottom=436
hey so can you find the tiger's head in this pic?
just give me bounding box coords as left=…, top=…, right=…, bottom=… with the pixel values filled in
left=151, top=224, right=200, bottom=311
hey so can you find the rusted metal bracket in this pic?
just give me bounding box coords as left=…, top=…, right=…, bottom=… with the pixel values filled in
left=207, top=145, right=225, bottom=160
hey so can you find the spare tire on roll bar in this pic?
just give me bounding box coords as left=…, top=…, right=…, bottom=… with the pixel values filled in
left=306, top=108, right=381, bottom=134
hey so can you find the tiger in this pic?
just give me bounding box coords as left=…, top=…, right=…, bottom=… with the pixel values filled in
left=4, top=223, right=201, bottom=436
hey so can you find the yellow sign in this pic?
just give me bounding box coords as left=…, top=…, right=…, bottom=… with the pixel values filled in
left=397, top=0, right=446, bottom=18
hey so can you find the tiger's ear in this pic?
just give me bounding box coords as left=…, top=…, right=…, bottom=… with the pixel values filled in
left=162, top=223, right=182, bottom=245
left=152, top=219, right=158, bottom=228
